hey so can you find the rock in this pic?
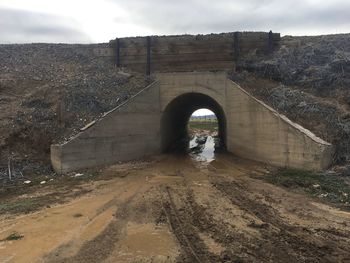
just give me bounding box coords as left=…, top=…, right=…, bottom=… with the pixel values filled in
left=23, top=180, right=31, bottom=184
left=117, top=71, right=132, bottom=78
left=298, top=101, right=307, bottom=107
left=325, top=170, right=337, bottom=176
left=195, top=136, right=207, bottom=145
left=40, top=181, right=46, bottom=184
left=319, top=193, right=329, bottom=198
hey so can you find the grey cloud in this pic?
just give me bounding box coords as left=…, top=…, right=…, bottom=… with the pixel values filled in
left=1, top=1, right=348, bottom=44
left=110, top=0, right=350, bottom=35
left=0, top=8, right=92, bottom=43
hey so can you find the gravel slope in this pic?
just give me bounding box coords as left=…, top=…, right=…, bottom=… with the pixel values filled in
left=0, top=43, right=150, bottom=175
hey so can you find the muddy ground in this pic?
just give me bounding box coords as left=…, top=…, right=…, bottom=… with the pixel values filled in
left=0, top=151, right=349, bottom=263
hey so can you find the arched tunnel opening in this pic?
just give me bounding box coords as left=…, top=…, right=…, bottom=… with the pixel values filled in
left=161, top=93, right=226, bottom=155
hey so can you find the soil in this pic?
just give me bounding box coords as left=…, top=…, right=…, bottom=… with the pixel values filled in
left=0, top=43, right=151, bottom=177
left=1, top=153, right=349, bottom=263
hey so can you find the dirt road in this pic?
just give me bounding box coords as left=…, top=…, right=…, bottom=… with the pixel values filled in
left=1, top=152, right=350, bottom=262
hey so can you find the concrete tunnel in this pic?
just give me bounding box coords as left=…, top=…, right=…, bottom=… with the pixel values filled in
left=51, top=72, right=334, bottom=173
left=161, top=93, right=226, bottom=152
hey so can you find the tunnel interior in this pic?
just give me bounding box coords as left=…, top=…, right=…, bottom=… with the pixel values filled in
left=161, top=92, right=226, bottom=152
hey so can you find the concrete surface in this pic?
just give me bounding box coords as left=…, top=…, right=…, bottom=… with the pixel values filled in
left=51, top=72, right=333, bottom=173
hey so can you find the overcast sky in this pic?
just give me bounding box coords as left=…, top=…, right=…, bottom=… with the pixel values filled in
left=192, top=109, right=215, bottom=117
left=0, top=0, right=349, bottom=43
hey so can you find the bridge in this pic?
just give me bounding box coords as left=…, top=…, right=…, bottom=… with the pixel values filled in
left=51, top=70, right=333, bottom=173
left=51, top=32, right=333, bottom=173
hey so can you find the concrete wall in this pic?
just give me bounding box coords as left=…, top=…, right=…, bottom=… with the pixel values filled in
left=157, top=72, right=228, bottom=111
left=225, top=81, right=334, bottom=170
left=96, top=32, right=281, bottom=73
left=51, top=72, right=333, bottom=173
left=51, top=81, right=162, bottom=173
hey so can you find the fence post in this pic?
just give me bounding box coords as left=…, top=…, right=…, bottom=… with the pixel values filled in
left=268, top=30, right=274, bottom=54
left=234, top=32, right=240, bottom=62
left=8, top=158, right=12, bottom=181
left=116, top=38, right=121, bottom=67
left=146, top=36, right=151, bottom=76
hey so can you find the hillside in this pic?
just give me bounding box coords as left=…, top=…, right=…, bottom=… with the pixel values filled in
left=234, top=33, right=350, bottom=168
left=0, top=43, right=150, bottom=176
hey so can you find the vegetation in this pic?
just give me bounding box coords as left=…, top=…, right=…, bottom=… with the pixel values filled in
left=1, top=232, right=24, bottom=241
left=265, top=169, right=350, bottom=210
left=0, top=198, right=44, bottom=214
left=188, top=118, right=218, bottom=133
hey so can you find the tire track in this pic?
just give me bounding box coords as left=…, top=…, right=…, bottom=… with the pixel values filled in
left=161, top=186, right=219, bottom=263
left=213, top=180, right=349, bottom=262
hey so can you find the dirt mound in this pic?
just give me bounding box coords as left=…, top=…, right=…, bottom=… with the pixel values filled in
left=0, top=43, right=150, bottom=177
left=234, top=33, right=350, bottom=166
left=238, top=34, right=350, bottom=101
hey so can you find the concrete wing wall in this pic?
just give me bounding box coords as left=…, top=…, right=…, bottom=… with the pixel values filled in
left=51, top=81, right=162, bottom=173
left=226, top=80, right=334, bottom=170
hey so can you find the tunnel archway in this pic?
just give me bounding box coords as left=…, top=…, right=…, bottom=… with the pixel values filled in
left=161, top=92, right=226, bottom=152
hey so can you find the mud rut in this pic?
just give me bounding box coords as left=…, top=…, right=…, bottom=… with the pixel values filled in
left=160, top=177, right=350, bottom=263
left=0, top=133, right=347, bottom=262
left=41, top=153, right=350, bottom=263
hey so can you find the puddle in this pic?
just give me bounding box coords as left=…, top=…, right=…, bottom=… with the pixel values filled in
left=189, top=135, right=217, bottom=163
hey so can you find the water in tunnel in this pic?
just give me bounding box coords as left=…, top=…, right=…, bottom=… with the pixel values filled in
left=160, top=93, right=226, bottom=161
left=188, top=108, right=221, bottom=162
